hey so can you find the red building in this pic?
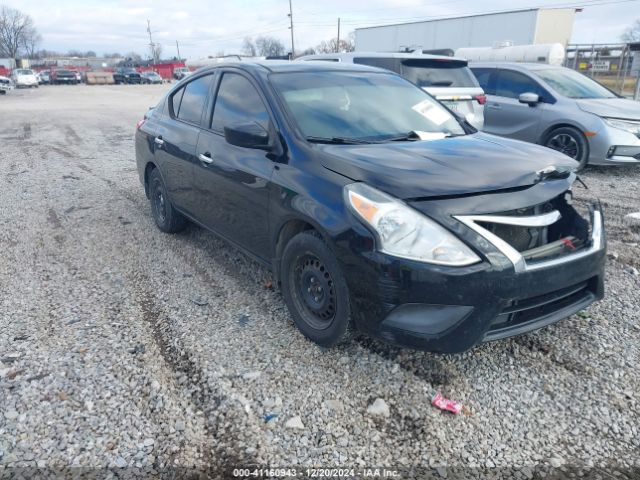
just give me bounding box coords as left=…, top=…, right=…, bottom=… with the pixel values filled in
left=138, top=62, right=187, bottom=80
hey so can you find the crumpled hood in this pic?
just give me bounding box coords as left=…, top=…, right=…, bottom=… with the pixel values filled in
left=576, top=98, right=640, bottom=120
left=319, top=133, right=577, bottom=199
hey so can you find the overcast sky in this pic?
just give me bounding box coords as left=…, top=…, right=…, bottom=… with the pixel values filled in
left=4, top=0, right=638, bottom=59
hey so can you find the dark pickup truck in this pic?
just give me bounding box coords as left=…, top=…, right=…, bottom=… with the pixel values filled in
left=113, top=68, right=142, bottom=84
left=51, top=69, right=78, bottom=85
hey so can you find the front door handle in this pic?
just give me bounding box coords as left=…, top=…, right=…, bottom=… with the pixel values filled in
left=488, top=103, right=501, bottom=109
left=198, top=152, right=213, bottom=164
left=154, top=136, right=165, bottom=146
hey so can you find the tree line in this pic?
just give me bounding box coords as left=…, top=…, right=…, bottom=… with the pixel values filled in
left=241, top=33, right=355, bottom=58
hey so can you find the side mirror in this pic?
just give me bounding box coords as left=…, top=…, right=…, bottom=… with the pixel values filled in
left=519, top=92, right=540, bottom=106
left=224, top=122, right=270, bottom=150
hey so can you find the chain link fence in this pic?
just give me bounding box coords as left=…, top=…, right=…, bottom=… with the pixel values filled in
left=564, top=43, right=640, bottom=99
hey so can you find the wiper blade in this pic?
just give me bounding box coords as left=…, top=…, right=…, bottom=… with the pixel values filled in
left=306, top=136, right=373, bottom=145
left=383, top=131, right=422, bottom=142
left=381, top=131, right=462, bottom=142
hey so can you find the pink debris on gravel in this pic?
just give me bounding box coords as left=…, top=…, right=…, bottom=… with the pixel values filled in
left=431, top=392, right=463, bottom=414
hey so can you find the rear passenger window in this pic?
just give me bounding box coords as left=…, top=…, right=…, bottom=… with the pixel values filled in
left=171, top=88, right=184, bottom=117
left=470, top=68, right=494, bottom=94
left=176, top=74, right=213, bottom=124
left=353, top=57, right=399, bottom=73
left=400, top=59, right=478, bottom=88
left=494, top=70, right=541, bottom=100
left=211, top=73, right=269, bottom=132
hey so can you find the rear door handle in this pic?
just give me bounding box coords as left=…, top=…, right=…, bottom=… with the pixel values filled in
left=488, top=103, right=501, bottom=109
left=154, top=136, right=164, bottom=146
left=198, top=152, right=213, bottom=164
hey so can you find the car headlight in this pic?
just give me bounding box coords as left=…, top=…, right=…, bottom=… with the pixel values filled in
left=344, top=183, right=480, bottom=266
left=603, top=117, right=640, bottom=136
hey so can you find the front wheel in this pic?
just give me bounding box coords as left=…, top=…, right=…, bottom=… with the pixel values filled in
left=148, top=169, right=188, bottom=233
left=543, top=127, right=589, bottom=170
left=281, top=231, right=353, bottom=347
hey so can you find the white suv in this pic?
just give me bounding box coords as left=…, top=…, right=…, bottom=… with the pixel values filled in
left=297, top=52, right=485, bottom=130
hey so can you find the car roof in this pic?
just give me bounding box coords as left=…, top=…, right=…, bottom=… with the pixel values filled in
left=194, top=60, right=386, bottom=75
left=297, top=51, right=469, bottom=63
left=468, top=62, right=564, bottom=71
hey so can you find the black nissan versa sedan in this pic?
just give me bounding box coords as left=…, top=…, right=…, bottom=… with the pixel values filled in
left=135, top=62, right=605, bottom=353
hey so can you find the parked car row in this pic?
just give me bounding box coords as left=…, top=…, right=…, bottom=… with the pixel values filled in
left=2, top=68, right=171, bottom=89
left=135, top=61, right=606, bottom=353
left=297, top=52, right=640, bottom=168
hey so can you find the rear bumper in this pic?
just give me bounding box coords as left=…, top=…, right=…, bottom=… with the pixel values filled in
left=341, top=205, right=606, bottom=353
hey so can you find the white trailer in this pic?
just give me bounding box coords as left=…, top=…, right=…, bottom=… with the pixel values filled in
left=455, top=43, right=565, bottom=65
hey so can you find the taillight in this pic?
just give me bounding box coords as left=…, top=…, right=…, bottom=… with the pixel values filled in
left=475, top=94, right=487, bottom=105
left=136, top=119, right=145, bottom=130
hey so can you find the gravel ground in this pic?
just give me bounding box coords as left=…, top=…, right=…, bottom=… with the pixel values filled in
left=0, top=85, right=638, bottom=478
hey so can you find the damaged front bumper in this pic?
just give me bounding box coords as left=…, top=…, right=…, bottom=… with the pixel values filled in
left=340, top=186, right=606, bottom=353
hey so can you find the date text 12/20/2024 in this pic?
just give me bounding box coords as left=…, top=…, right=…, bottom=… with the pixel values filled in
left=232, top=468, right=401, bottom=478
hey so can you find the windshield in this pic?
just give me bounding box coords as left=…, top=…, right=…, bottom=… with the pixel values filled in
left=534, top=68, right=617, bottom=99
left=400, top=59, right=478, bottom=88
left=16, top=69, right=34, bottom=75
left=271, top=71, right=465, bottom=142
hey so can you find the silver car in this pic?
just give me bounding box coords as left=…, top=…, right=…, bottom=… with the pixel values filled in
left=297, top=52, right=486, bottom=130
left=470, top=62, right=640, bottom=168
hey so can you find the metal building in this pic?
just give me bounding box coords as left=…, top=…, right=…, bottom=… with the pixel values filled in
left=355, top=8, right=577, bottom=53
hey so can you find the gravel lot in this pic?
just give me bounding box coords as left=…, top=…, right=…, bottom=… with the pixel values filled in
left=0, top=85, right=638, bottom=478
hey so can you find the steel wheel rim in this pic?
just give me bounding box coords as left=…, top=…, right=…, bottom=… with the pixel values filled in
left=153, top=182, right=166, bottom=223
left=292, top=254, right=336, bottom=330
left=547, top=133, right=579, bottom=159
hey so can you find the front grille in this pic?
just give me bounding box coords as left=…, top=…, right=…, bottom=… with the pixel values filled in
left=477, top=192, right=591, bottom=264
left=485, top=278, right=597, bottom=340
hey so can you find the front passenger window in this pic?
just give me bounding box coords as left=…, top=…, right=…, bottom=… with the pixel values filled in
left=211, top=73, right=269, bottom=132
left=495, top=70, right=541, bottom=100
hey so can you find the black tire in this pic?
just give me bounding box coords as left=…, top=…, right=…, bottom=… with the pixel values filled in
left=148, top=168, right=188, bottom=233
left=281, top=231, right=353, bottom=347
left=543, top=126, right=589, bottom=170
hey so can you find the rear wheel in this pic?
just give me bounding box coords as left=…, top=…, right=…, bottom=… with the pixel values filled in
left=543, top=126, right=589, bottom=170
left=148, top=168, right=187, bottom=233
left=281, top=231, right=352, bottom=347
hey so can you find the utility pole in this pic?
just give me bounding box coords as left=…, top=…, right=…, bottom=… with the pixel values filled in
left=176, top=40, right=182, bottom=62
left=288, top=0, right=295, bottom=59
left=147, top=19, right=157, bottom=64
left=336, top=18, right=341, bottom=53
